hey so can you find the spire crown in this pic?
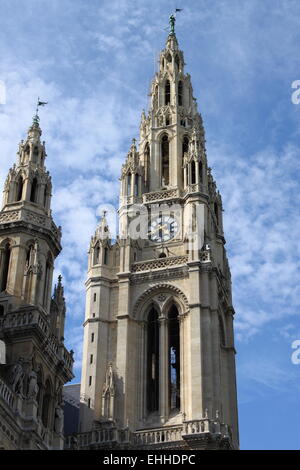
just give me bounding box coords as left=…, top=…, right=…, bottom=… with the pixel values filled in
left=95, top=211, right=111, bottom=241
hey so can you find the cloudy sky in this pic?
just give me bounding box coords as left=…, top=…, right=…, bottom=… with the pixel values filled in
left=1, top=0, right=300, bottom=450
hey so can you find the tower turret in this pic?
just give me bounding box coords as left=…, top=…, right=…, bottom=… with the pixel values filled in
left=0, top=115, right=73, bottom=450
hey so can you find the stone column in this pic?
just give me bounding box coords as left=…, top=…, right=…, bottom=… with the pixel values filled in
left=179, top=313, right=186, bottom=418
left=159, top=316, right=168, bottom=423
left=195, top=160, right=199, bottom=188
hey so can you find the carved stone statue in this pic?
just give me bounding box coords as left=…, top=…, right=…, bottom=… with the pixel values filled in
left=27, top=370, right=39, bottom=400
left=169, top=14, right=175, bottom=34
left=102, top=363, right=115, bottom=420
left=9, top=359, right=25, bottom=395
left=54, top=406, right=63, bottom=434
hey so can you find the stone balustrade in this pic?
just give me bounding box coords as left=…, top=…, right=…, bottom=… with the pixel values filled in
left=0, top=377, right=15, bottom=411
left=0, top=310, right=73, bottom=373
left=65, top=427, right=130, bottom=449
left=132, top=255, right=188, bottom=273
left=0, top=206, right=61, bottom=242
left=183, top=183, right=207, bottom=196
left=134, top=425, right=183, bottom=446
left=183, top=419, right=230, bottom=438
left=65, top=419, right=231, bottom=449
left=143, top=188, right=181, bottom=203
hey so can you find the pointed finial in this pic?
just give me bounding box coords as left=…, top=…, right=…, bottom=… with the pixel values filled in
left=58, top=274, right=62, bottom=285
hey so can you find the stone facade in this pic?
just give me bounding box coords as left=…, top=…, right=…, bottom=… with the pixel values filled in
left=0, top=116, right=74, bottom=450
left=75, top=29, right=239, bottom=450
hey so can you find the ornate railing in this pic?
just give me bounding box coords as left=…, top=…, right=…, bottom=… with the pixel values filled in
left=65, top=418, right=231, bottom=449
left=134, top=425, right=182, bottom=446
left=0, top=377, right=15, bottom=411
left=65, top=427, right=130, bottom=449
left=0, top=310, right=73, bottom=373
left=0, top=207, right=61, bottom=242
left=143, top=188, right=180, bottom=203
left=183, top=418, right=231, bottom=439
left=183, top=183, right=207, bottom=196
left=131, top=255, right=188, bottom=273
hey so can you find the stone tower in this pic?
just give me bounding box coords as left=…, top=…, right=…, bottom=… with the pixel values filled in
left=77, top=25, right=239, bottom=450
left=0, top=114, right=74, bottom=450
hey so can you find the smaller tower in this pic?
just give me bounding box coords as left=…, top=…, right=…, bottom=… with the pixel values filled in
left=0, top=113, right=74, bottom=450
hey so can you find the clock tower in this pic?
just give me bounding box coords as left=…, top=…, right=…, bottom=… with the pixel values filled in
left=77, top=22, right=239, bottom=450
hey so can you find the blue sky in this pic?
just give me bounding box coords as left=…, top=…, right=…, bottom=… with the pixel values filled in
left=1, top=0, right=300, bottom=450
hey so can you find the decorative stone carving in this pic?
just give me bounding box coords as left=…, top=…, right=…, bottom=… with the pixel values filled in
left=27, top=370, right=39, bottom=400
left=9, top=359, right=25, bottom=395
left=102, top=363, right=115, bottom=421
left=54, top=406, right=64, bottom=434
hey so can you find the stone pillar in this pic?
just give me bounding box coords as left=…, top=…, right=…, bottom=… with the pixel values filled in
left=24, top=177, right=31, bottom=201
left=159, top=316, right=168, bottom=423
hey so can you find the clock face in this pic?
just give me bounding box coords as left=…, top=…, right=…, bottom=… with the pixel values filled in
left=148, top=214, right=179, bottom=243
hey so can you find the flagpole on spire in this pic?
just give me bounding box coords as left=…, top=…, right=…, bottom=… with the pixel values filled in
left=32, top=97, right=48, bottom=126
left=168, top=8, right=183, bottom=35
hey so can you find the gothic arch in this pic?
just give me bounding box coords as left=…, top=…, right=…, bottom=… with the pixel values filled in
left=218, top=312, right=227, bottom=347
left=132, top=284, right=189, bottom=320
left=0, top=237, right=16, bottom=249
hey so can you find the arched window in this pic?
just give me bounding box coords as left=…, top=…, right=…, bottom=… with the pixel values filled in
left=175, top=55, right=180, bottom=71
left=43, top=256, right=52, bottom=308
left=33, top=146, right=39, bottom=163
left=219, top=316, right=226, bottom=347
left=0, top=243, right=11, bottom=292
left=26, top=244, right=34, bottom=267
left=168, top=305, right=180, bottom=410
left=161, top=135, right=169, bottom=186
left=182, top=136, right=189, bottom=156
left=165, top=80, right=171, bottom=105
left=127, top=173, right=131, bottom=196
left=178, top=81, right=183, bottom=106
left=42, top=379, right=52, bottom=428
left=214, top=202, right=219, bottom=224
left=104, top=247, right=108, bottom=265
left=30, top=178, right=38, bottom=203
left=166, top=114, right=171, bottom=126
left=199, top=161, right=203, bottom=183
left=191, top=160, right=196, bottom=184
left=144, top=143, right=150, bottom=190
left=147, top=307, right=159, bottom=413
left=36, top=369, right=43, bottom=418
left=93, top=243, right=100, bottom=265
left=134, top=174, right=139, bottom=196
left=16, top=176, right=23, bottom=201
left=43, top=187, right=47, bottom=207
left=0, top=305, right=4, bottom=316
left=158, top=252, right=167, bottom=258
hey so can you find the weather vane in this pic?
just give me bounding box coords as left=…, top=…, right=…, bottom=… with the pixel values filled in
left=32, top=96, right=48, bottom=125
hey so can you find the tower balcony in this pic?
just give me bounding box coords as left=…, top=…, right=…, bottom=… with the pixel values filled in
left=0, top=308, right=74, bottom=381
left=0, top=205, right=61, bottom=244
left=64, top=419, right=233, bottom=450
left=142, top=188, right=181, bottom=204
left=131, top=255, right=188, bottom=273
